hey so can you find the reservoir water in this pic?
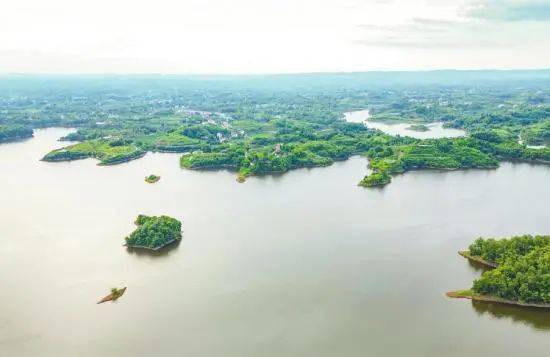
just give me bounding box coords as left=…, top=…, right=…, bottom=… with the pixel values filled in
left=1, top=128, right=549, bottom=356
left=344, top=110, right=466, bottom=139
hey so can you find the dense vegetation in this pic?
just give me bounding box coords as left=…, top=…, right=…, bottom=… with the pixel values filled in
left=1, top=71, right=549, bottom=187
left=521, top=120, right=550, bottom=146
left=145, top=174, right=160, bottom=183
left=463, top=235, right=550, bottom=304
left=468, top=235, right=550, bottom=265
left=125, top=215, right=182, bottom=250
left=359, top=171, right=391, bottom=187
left=362, top=136, right=501, bottom=186
left=0, top=125, right=33, bottom=143
left=42, top=139, right=145, bottom=165
left=180, top=128, right=370, bottom=180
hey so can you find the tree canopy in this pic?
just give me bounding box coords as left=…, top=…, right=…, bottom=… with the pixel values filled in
left=125, top=215, right=182, bottom=250
left=465, top=235, right=550, bottom=304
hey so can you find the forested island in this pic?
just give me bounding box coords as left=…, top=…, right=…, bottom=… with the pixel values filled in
left=448, top=235, right=550, bottom=307
left=406, top=124, right=430, bottom=132
left=145, top=174, right=160, bottom=183
left=125, top=215, right=182, bottom=251
left=1, top=71, right=549, bottom=187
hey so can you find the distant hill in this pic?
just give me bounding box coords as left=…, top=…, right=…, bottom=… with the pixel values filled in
left=2, top=69, right=550, bottom=94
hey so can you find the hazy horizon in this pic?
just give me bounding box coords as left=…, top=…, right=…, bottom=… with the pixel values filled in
left=2, top=68, right=550, bottom=77
left=2, top=0, right=550, bottom=74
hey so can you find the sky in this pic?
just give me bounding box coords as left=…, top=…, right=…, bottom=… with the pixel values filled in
left=0, top=0, right=549, bottom=73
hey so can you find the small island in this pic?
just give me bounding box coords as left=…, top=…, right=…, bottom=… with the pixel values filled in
left=97, top=287, right=127, bottom=304
left=125, top=215, right=182, bottom=251
left=145, top=174, right=161, bottom=183
left=359, top=171, right=391, bottom=187
left=448, top=234, right=550, bottom=308
left=406, top=124, right=430, bottom=132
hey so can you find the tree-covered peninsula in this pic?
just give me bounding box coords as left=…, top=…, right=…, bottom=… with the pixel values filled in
left=42, top=139, right=145, bottom=165
left=359, top=171, right=391, bottom=187
left=0, top=125, right=33, bottom=143
left=2, top=72, right=549, bottom=187
left=125, top=215, right=182, bottom=251
left=449, top=235, right=550, bottom=307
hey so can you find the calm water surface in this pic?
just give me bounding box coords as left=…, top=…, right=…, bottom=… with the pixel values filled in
left=1, top=128, right=549, bottom=357
left=345, top=110, right=466, bottom=139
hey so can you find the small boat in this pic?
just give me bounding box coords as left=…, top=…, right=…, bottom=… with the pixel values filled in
left=97, top=287, right=127, bottom=304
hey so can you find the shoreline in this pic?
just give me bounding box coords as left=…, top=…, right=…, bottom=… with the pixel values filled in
left=446, top=290, right=550, bottom=309
left=0, top=134, right=35, bottom=144
left=458, top=251, right=498, bottom=268
left=125, top=238, right=179, bottom=251
left=97, top=151, right=147, bottom=166
left=42, top=150, right=146, bottom=165
left=503, top=157, right=550, bottom=166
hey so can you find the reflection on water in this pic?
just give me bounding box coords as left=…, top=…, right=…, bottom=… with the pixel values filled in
left=344, top=110, right=466, bottom=139
left=125, top=241, right=181, bottom=259
left=464, top=258, right=550, bottom=332
left=472, top=300, right=550, bottom=331
left=466, top=258, right=494, bottom=273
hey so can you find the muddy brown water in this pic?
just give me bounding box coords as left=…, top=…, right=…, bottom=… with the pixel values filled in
left=1, top=128, right=549, bottom=356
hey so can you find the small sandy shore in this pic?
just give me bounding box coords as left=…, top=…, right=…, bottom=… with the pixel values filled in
left=458, top=251, right=498, bottom=268
left=446, top=290, right=550, bottom=308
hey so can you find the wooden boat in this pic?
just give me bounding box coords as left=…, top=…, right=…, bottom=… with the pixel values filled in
left=97, top=287, right=127, bottom=304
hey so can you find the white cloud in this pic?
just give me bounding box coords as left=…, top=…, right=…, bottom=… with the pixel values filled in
left=357, top=15, right=550, bottom=48
left=0, top=0, right=548, bottom=73
left=465, top=0, right=550, bottom=22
